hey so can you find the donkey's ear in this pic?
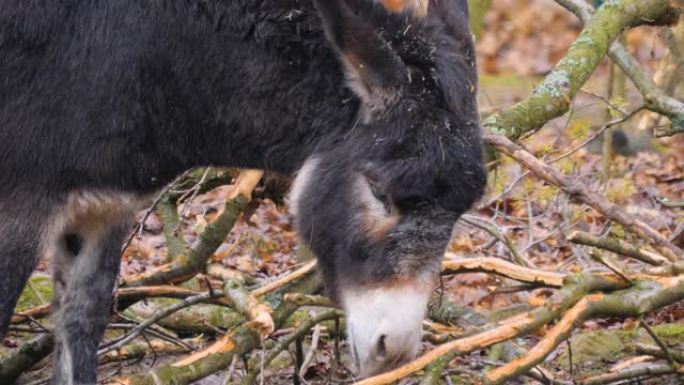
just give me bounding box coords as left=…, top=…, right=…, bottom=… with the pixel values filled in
left=314, top=0, right=407, bottom=115
left=379, top=0, right=428, bottom=17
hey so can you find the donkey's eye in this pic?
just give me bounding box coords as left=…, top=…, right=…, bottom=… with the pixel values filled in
left=369, top=184, right=392, bottom=213
left=369, top=184, right=385, bottom=201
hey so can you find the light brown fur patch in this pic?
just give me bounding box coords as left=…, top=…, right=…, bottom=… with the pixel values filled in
left=359, top=207, right=400, bottom=243
left=42, top=190, right=147, bottom=258
left=353, top=174, right=401, bottom=243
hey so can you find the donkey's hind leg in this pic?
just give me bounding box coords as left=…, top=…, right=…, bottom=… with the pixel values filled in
left=51, top=220, right=127, bottom=385
left=0, top=197, right=49, bottom=339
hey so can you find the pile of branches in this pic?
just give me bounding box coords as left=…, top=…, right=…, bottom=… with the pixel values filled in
left=2, top=0, right=684, bottom=384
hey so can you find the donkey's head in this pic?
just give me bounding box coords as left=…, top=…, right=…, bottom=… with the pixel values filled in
left=291, top=0, right=485, bottom=377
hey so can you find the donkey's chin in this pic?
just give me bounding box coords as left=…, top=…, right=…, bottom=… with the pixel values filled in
left=341, top=282, right=432, bottom=378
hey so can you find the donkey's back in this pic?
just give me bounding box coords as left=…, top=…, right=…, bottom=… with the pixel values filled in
left=0, top=3, right=301, bottom=383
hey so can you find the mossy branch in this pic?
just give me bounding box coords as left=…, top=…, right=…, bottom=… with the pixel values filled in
left=486, top=276, right=684, bottom=384
left=568, top=231, right=670, bottom=266
left=484, top=0, right=682, bottom=140
left=121, top=170, right=263, bottom=287
left=155, top=196, right=186, bottom=262
left=0, top=334, right=54, bottom=384
left=555, top=0, right=684, bottom=137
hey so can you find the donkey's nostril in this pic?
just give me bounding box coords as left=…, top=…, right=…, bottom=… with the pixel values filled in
left=375, top=334, right=387, bottom=358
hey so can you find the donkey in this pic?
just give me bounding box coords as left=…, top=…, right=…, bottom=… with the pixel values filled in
left=0, top=0, right=485, bottom=382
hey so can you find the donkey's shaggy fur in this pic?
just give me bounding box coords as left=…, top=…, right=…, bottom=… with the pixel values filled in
left=0, top=0, right=484, bottom=382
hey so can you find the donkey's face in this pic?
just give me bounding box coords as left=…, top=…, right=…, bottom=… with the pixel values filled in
left=292, top=0, right=485, bottom=377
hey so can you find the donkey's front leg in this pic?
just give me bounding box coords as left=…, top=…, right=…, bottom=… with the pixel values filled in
left=51, top=223, right=126, bottom=385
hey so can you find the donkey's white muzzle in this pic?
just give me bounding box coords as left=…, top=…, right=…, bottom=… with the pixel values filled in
left=342, top=283, right=432, bottom=377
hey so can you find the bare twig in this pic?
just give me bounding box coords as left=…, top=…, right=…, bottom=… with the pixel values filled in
left=580, top=362, right=682, bottom=384
left=98, top=291, right=216, bottom=356
left=639, top=318, right=680, bottom=370
left=484, top=131, right=683, bottom=262
left=461, top=215, right=535, bottom=267
left=122, top=169, right=192, bottom=254
left=635, top=343, right=684, bottom=363
left=251, top=260, right=318, bottom=298
left=589, top=250, right=633, bottom=285
left=298, top=324, right=323, bottom=379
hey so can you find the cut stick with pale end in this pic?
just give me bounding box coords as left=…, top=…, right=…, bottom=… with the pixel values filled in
left=441, top=255, right=565, bottom=287
left=252, top=260, right=318, bottom=298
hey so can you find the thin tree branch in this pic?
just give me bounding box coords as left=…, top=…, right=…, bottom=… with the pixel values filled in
left=568, top=231, right=670, bottom=266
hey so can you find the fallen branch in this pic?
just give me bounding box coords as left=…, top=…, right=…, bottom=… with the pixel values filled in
left=283, top=293, right=337, bottom=308
left=580, top=362, right=683, bottom=384
left=568, top=230, right=670, bottom=266
left=360, top=275, right=684, bottom=385
left=10, top=304, right=51, bottom=324
left=298, top=324, right=322, bottom=379
left=441, top=255, right=565, bottom=287
left=99, top=337, right=202, bottom=365
left=11, top=285, right=232, bottom=324
left=418, top=350, right=459, bottom=385
left=635, top=343, right=684, bottom=363
left=461, top=215, right=534, bottom=267
left=4, top=171, right=264, bottom=380
left=106, top=322, right=193, bottom=351
left=98, top=291, right=218, bottom=356
left=124, top=299, right=245, bottom=336
left=0, top=334, right=54, bottom=384
left=485, top=275, right=684, bottom=384
left=639, top=318, right=681, bottom=371
left=155, top=196, right=186, bottom=262
left=112, top=266, right=322, bottom=385
left=485, top=294, right=603, bottom=384
left=206, top=263, right=256, bottom=286
left=636, top=16, right=684, bottom=134
left=251, top=260, right=318, bottom=298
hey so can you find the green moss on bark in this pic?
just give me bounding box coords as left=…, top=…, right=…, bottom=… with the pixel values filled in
left=484, top=0, right=681, bottom=140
